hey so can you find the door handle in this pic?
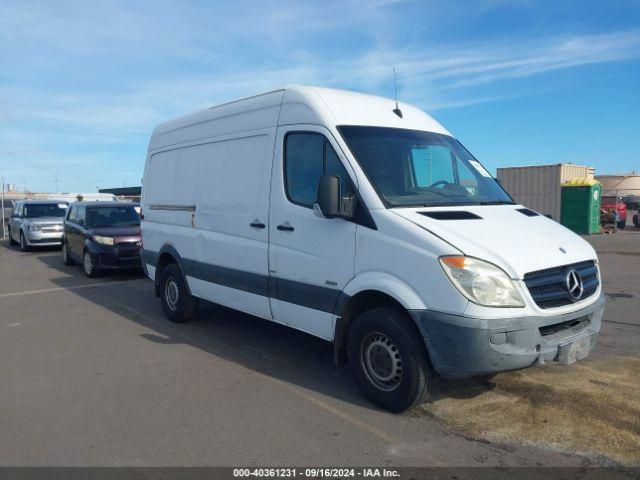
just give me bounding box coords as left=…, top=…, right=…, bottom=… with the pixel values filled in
left=250, top=221, right=266, bottom=229
left=276, top=222, right=294, bottom=232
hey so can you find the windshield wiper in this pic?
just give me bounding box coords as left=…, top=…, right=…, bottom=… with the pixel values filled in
left=478, top=200, right=516, bottom=205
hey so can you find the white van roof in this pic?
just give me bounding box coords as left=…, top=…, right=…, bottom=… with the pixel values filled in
left=149, top=85, right=450, bottom=151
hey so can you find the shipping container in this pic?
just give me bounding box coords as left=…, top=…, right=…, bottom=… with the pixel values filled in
left=497, top=163, right=594, bottom=221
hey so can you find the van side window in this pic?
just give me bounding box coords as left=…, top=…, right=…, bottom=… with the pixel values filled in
left=67, top=207, right=76, bottom=223
left=285, top=133, right=354, bottom=208
left=77, top=207, right=86, bottom=226
left=325, top=142, right=356, bottom=200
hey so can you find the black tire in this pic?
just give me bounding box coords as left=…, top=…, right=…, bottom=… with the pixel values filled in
left=82, top=250, right=99, bottom=278
left=19, top=231, right=29, bottom=252
left=62, top=241, right=75, bottom=266
left=8, top=227, right=17, bottom=246
left=347, top=306, right=436, bottom=412
left=633, top=215, right=639, bottom=227
left=617, top=220, right=626, bottom=230
left=159, top=263, right=199, bottom=322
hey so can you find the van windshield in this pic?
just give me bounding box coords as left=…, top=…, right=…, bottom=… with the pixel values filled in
left=338, top=126, right=514, bottom=208
left=23, top=203, right=68, bottom=218
left=86, top=206, right=141, bottom=228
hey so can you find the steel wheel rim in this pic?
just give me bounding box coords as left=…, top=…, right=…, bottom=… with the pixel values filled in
left=360, top=331, right=403, bottom=392
left=165, top=277, right=179, bottom=311
left=83, top=253, right=93, bottom=275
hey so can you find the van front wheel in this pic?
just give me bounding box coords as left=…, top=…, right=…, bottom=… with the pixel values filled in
left=347, top=307, right=435, bottom=412
left=159, top=263, right=199, bottom=323
left=8, top=227, right=17, bottom=246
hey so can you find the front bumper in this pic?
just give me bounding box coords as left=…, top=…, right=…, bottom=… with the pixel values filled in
left=25, top=230, right=63, bottom=246
left=410, top=294, right=605, bottom=378
left=87, top=242, right=142, bottom=270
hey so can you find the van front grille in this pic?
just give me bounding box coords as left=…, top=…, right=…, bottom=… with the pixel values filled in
left=524, top=260, right=599, bottom=309
left=539, top=317, right=590, bottom=338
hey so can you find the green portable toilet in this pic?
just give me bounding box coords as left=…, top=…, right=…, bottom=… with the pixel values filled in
left=560, top=179, right=601, bottom=234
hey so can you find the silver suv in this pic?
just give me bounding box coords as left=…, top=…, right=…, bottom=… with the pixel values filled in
left=8, top=200, right=68, bottom=251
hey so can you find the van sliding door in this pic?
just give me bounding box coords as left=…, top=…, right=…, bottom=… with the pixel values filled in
left=190, top=132, right=274, bottom=319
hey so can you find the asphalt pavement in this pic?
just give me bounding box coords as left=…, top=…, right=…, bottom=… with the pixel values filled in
left=0, top=232, right=638, bottom=468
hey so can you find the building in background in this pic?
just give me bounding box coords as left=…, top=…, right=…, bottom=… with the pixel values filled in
left=595, top=172, right=640, bottom=207
left=98, top=187, right=141, bottom=202
left=497, top=163, right=595, bottom=221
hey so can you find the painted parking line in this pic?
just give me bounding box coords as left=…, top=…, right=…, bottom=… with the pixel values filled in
left=0, top=279, right=145, bottom=300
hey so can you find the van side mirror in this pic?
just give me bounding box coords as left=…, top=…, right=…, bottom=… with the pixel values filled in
left=314, top=175, right=356, bottom=219
left=315, top=175, right=340, bottom=218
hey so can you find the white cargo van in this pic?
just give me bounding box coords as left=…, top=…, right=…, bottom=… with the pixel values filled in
left=141, top=86, right=604, bottom=411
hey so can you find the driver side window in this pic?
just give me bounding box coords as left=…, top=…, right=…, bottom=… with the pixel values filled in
left=410, top=146, right=454, bottom=188
left=285, top=132, right=355, bottom=208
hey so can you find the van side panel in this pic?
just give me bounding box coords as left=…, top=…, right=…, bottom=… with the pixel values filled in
left=142, top=131, right=275, bottom=319
left=142, top=149, right=199, bottom=277
left=354, top=211, right=469, bottom=316
left=149, top=90, right=284, bottom=151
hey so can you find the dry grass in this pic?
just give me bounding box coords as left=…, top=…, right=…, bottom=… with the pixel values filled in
left=421, top=355, right=640, bottom=465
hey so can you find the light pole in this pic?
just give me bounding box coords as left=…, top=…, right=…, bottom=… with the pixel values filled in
left=1, top=176, right=6, bottom=239
left=54, top=179, right=59, bottom=193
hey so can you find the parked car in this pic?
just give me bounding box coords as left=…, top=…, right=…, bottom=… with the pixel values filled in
left=8, top=200, right=68, bottom=251
left=633, top=209, right=639, bottom=228
left=141, top=85, right=605, bottom=412
left=622, top=195, right=639, bottom=211
left=601, top=195, right=627, bottom=229
left=62, top=202, right=142, bottom=277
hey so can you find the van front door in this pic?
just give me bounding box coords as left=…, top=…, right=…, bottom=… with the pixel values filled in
left=269, top=126, right=357, bottom=340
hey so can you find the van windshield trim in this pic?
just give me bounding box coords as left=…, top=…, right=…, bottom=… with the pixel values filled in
left=337, top=125, right=514, bottom=209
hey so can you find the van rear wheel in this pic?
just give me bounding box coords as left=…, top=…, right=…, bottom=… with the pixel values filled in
left=159, top=263, right=199, bottom=322
left=347, top=307, right=435, bottom=412
left=62, top=242, right=75, bottom=266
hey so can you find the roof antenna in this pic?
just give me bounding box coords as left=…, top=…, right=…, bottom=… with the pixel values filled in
left=392, top=67, right=403, bottom=118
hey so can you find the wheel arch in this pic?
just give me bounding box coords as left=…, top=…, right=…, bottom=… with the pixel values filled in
left=333, top=273, right=428, bottom=365
left=154, top=244, right=192, bottom=297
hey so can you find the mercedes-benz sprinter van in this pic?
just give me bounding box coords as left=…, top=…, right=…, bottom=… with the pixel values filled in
left=141, top=86, right=604, bottom=412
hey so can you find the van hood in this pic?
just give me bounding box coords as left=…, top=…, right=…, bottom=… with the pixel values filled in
left=392, top=205, right=597, bottom=279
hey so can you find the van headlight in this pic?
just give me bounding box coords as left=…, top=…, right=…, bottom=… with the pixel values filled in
left=27, top=224, right=42, bottom=231
left=439, top=256, right=524, bottom=307
left=92, top=235, right=114, bottom=246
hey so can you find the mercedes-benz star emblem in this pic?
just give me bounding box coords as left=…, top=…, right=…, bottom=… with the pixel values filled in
left=565, top=269, right=584, bottom=301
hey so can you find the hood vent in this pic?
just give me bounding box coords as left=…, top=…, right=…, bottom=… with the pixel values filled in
left=516, top=208, right=540, bottom=217
left=419, top=211, right=482, bottom=220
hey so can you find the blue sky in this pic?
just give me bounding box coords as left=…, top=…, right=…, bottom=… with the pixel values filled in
left=1, top=0, right=639, bottom=193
